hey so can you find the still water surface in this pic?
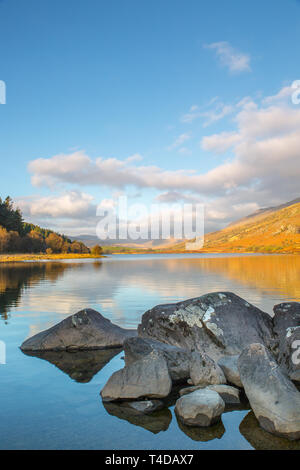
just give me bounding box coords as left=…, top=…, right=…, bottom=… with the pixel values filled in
left=0, top=253, right=300, bottom=450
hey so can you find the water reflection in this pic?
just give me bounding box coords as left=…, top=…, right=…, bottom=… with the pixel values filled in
left=103, top=402, right=172, bottom=434
left=176, top=415, right=225, bottom=442
left=239, top=411, right=300, bottom=450
left=22, top=348, right=121, bottom=383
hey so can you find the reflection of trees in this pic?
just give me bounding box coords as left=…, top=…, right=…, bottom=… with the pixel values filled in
left=0, top=261, right=102, bottom=321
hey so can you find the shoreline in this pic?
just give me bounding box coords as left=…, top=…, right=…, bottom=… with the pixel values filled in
left=0, top=253, right=105, bottom=263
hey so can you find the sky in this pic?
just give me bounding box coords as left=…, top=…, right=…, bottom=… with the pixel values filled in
left=0, top=0, right=300, bottom=237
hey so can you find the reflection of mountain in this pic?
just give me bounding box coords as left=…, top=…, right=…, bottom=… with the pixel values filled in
left=22, top=348, right=121, bottom=383
left=0, top=261, right=102, bottom=321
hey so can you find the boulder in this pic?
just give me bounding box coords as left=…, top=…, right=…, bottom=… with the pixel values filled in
left=272, top=302, right=300, bottom=382
left=189, top=351, right=226, bottom=386
left=179, top=384, right=240, bottom=405
left=175, top=389, right=225, bottom=427
left=176, top=415, right=225, bottom=442
left=101, top=351, right=172, bottom=402
left=138, top=292, right=274, bottom=361
left=20, top=308, right=136, bottom=351
left=273, top=302, right=300, bottom=336
left=238, top=343, right=300, bottom=440
left=218, top=355, right=243, bottom=388
left=124, top=336, right=210, bottom=383
left=277, top=326, right=300, bottom=382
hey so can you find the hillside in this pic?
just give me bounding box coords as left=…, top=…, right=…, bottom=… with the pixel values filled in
left=171, top=198, right=300, bottom=254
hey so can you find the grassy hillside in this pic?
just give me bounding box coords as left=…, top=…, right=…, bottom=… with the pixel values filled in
left=172, top=200, right=300, bottom=254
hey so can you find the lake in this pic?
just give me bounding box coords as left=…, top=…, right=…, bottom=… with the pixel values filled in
left=0, top=253, right=300, bottom=450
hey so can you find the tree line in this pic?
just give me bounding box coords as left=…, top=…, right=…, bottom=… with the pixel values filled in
left=0, top=196, right=102, bottom=255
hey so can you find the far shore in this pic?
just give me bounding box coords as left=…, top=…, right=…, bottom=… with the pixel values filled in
left=0, top=253, right=105, bottom=263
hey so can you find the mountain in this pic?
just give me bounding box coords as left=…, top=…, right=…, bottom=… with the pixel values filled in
left=72, top=198, right=300, bottom=254
left=171, top=198, right=300, bottom=254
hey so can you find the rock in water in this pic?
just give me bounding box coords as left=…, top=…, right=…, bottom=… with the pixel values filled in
left=100, top=351, right=172, bottom=402
left=175, top=389, right=225, bottom=427
left=273, top=302, right=300, bottom=382
left=189, top=351, right=226, bottom=386
left=218, top=355, right=243, bottom=388
left=179, top=384, right=240, bottom=405
left=238, top=343, right=300, bottom=440
left=124, top=336, right=211, bottom=383
left=20, top=308, right=136, bottom=351
left=138, top=292, right=274, bottom=360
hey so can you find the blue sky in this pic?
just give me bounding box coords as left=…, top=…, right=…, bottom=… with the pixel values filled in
left=0, top=0, right=300, bottom=235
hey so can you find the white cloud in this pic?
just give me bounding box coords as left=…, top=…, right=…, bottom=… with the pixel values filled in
left=205, top=41, right=251, bottom=73
left=167, top=133, right=191, bottom=151
left=25, top=86, right=300, bottom=234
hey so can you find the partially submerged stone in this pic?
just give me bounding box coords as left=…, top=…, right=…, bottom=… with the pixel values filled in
left=126, top=400, right=164, bottom=414
left=238, top=343, right=300, bottom=440
left=218, top=355, right=243, bottom=388
left=175, top=389, right=225, bottom=427
left=138, top=292, right=274, bottom=360
left=179, top=384, right=240, bottom=405
left=101, top=351, right=172, bottom=402
left=20, top=308, right=136, bottom=351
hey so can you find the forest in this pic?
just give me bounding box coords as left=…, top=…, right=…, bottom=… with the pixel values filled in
left=0, top=196, right=92, bottom=254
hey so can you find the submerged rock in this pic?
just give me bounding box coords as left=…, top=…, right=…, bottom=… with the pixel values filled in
left=179, top=384, right=240, bottom=405
left=218, top=355, right=243, bottom=388
left=20, top=308, right=136, bottom=351
left=138, top=292, right=274, bottom=360
left=101, top=351, right=172, bottom=402
left=175, top=389, right=225, bottom=427
left=176, top=415, right=225, bottom=442
left=126, top=400, right=164, bottom=414
left=103, top=402, right=172, bottom=434
left=238, top=343, right=300, bottom=440
left=189, top=351, right=226, bottom=386
left=22, top=348, right=122, bottom=383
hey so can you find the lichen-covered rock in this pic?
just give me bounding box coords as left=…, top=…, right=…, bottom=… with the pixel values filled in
left=101, top=351, right=172, bottom=402
left=175, top=389, right=225, bottom=427
left=179, top=384, right=240, bottom=405
left=124, top=336, right=205, bottom=383
left=189, top=351, right=226, bottom=386
left=218, top=355, right=243, bottom=388
left=238, top=343, right=300, bottom=440
left=138, top=292, right=274, bottom=361
left=20, top=309, right=136, bottom=351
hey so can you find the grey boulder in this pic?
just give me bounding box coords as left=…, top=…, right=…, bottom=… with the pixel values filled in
left=218, top=355, right=243, bottom=388
left=238, top=343, right=300, bottom=440
left=20, top=308, right=136, bottom=351
left=189, top=351, right=226, bottom=386
left=179, top=384, right=240, bottom=405
left=124, top=336, right=208, bottom=383
left=101, top=351, right=172, bottom=402
left=272, top=302, right=300, bottom=382
left=138, top=292, right=274, bottom=361
left=175, top=389, right=225, bottom=427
